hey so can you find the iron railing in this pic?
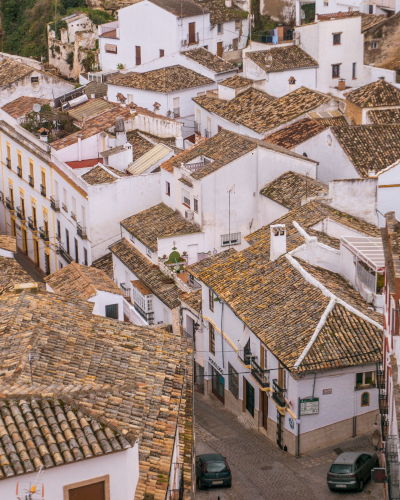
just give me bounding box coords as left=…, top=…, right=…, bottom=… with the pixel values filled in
left=6, top=158, right=11, bottom=169
left=184, top=162, right=204, bottom=173
left=250, top=358, right=270, bottom=389
left=120, top=283, right=131, bottom=299
left=40, top=184, right=46, bottom=197
left=56, top=243, right=73, bottom=263
left=50, top=196, right=60, bottom=212
left=28, top=216, right=37, bottom=231
left=272, top=379, right=287, bottom=407
left=16, top=207, right=25, bottom=220
left=5, top=197, right=14, bottom=210
left=71, top=212, right=77, bottom=221
left=39, top=226, right=49, bottom=241
left=62, top=202, right=68, bottom=212
left=29, top=175, right=34, bottom=187
left=194, top=121, right=200, bottom=134
left=238, top=350, right=252, bottom=366
left=17, top=166, right=22, bottom=178
left=77, top=223, right=87, bottom=239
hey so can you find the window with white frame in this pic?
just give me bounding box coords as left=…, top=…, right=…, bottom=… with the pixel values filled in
left=182, top=188, right=190, bottom=207
left=194, top=197, right=198, bottom=213
left=133, top=287, right=154, bottom=312
left=371, top=41, right=379, bottom=50
left=221, top=232, right=241, bottom=247
left=356, top=371, right=375, bottom=388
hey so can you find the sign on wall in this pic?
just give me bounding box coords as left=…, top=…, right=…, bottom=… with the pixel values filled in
left=300, top=398, right=319, bottom=415
left=323, top=388, right=332, bottom=395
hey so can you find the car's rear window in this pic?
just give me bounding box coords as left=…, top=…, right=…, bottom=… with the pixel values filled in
left=206, top=461, right=227, bottom=473
left=330, top=464, right=353, bottom=474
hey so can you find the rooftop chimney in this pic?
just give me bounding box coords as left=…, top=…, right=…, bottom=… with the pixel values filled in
left=225, top=0, right=232, bottom=6
left=153, top=101, right=161, bottom=115
left=115, top=117, right=127, bottom=146
left=270, top=224, right=286, bottom=261
left=338, top=79, right=346, bottom=91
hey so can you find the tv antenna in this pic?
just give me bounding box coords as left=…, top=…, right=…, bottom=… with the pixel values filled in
left=16, top=465, right=45, bottom=500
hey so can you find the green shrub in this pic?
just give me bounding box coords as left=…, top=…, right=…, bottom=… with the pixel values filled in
left=66, top=51, right=74, bottom=69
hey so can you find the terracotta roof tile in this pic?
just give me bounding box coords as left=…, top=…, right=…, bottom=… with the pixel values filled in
left=246, top=46, right=318, bottom=73
left=0, top=256, right=34, bottom=294
left=345, top=79, right=400, bottom=108
left=83, top=81, right=108, bottom=98
left=2, top=96, right=51, bottom=119
left=220, top=74, right=253, bottom=88
left=127, top=130, right=155, bottom=161
left=317, top=11, right=386, bottom=32
left=0, top=59, right=34, bottom=86
left=108, top=65, right=214, bottom=92
left=196, top=0, right=248, bottom=24
left=182, top=47, right=236, bottom=73
left=260, top=171, right=327, bottom=210
left=0, top=236, right=16, bottom=253
left=180, top=290, right=202, bottom=313
left=91, top=253, right=113, bottom=279
left=121, top=203, right=200, bottom=253
left=81, top=165, right=119, bottom=185
left=265, top=118, right=326, bottom=149
left=331, top=125, right=400, bottom=177
left=367, top=109, right=400, bottom=124
left=149, top=0, right=208, bottom=17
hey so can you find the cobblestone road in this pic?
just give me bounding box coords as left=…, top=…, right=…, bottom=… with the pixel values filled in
left=195, top=392, right=385, bottom=500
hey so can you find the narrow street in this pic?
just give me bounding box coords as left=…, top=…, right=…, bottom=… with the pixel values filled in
left=195, top=392, right=385, bottom=500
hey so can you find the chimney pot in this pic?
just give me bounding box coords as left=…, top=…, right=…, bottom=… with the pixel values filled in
left=270, top=224, right=286, bottom=261
left=338, top=78, right=346, bottom=91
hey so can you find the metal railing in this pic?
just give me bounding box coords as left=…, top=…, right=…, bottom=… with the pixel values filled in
left=39, top=226, right=49, bottom=241
left=71, top=212, right=77, bottom=221
left=56, top=242, right=73, bottom=263
left=120, top=283, right=131, bottom=299
left=5, top=197, right=14, bottom=210
left=385, top=435, right=400, bottom=500
left=238, top=350, right=252, bottom=366
left=272, top=379, right=287, bottom=407
left=6, top=158, right=11, bottom=169
left=29, top=175, right=34, bottom=187
left=194, top=121, right=200, bottom=134
left=356, top=261, right=376, bottom=293
left=77, top=223, right=87, bottom=239
left=62, top=202, right=68, bottom=212
left=40, top=184, right=46, bottom=197
left=17, top=166, right=22, bottom=178
left=50, top=196, right=60, bottom=212
left=204, top=129, right=210, bottom=138
left=134, top=302, right=154, bottom=324
left=28, top=216, right=37, bottom=231
left=173, top=107, right=180, bottom=118
left=184, top=161, right=204, bottom=173
left=16, top=207, right=25, bottom=220
left=250, top=358, right=270, bottom=388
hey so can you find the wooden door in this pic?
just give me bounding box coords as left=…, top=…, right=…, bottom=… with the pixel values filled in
left=245, top=379, right=255, bottom=417
left=69, top=481, right=105, bottom=500
left=22, top=228, right=27, bottom=254
left=34, top=239, right=39, bottom=265
left=135, top=46, right=141, bottom=65
left=217, top=41, right=223, bottom=58
left=262, top=390, right=268, bottom=430
left=189, top=22, right=196, bottom=44
left=277, top=410, right=283, bottom=448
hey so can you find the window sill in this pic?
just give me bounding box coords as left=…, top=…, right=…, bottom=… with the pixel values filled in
left=354, top=384, right=376, bottom=391
left=182, top=203, right=190, bottom=209
left=332, top=76, right=340, bottom=79
left=166, top=193, right=170, bottom=196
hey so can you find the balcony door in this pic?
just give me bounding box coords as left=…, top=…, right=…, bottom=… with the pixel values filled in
left=217, top=41, right=223, bottom=58
left=188, top=22, right=196, bottom=44
left=277, top=410, right=283, bottom=449
left=245, top=379, right=255, bottom=417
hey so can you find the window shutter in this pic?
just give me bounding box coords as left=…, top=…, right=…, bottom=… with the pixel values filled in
left=69, top=481, right=105, bottom=500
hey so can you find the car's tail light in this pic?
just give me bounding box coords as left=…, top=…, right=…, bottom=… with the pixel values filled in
left=327, top=473, right=334, bottom=478
left=225, top=461, right=230, bottom=472
left=202, top=462, right=207, bottom=473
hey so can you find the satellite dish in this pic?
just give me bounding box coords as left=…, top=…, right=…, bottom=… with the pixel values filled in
left=33, top=103, right=41, bottom=113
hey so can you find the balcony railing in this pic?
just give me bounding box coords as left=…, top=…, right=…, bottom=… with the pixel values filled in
left=238, top=350, right=252, bottom=366
left=71, top=212, right=77, bottom=221
left=77, top=223, right=87, bottom=239
left=40, top=184, right=46, bottom=197
left=17, top=166, right=22, bottom=178
left=379, top=393, right=389, bottom=415
left=5, top=197, right=14, bottom=210
left=28, top=216, right=37, bottom=231
left=56, top=243, right=73, bottom=263
left=134, top=302, right=154, bottom=324
left=204, top=129, right=210, bottom=138
left=62, top=203, right=68, bottom=212
left=29, top=175, right=34, bottom=187
left=250, top=358, right=270, bottom=389
left=16, top=207, right=26, bottom=220
left=173, top=107, right=180, bottom=118
left=272, top=379, right=287, bottom=408
left=194, top=121, right=200, bottom=134
left=39, top=227, right=49, bottom=241
left=50, top=196, right=60, bottom=212
left=120, top=283, right=131, bottom=299
left=6, top=158, right=11, bottom=169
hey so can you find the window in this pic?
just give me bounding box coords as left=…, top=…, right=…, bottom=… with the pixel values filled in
left=217, top=23, right=223, bottom=34
left=332, top=64, right=340, bottom=78
left=84, top=247, right=88, bottom=266
left=146, top=247, right=152, bottom=258
left=160, top=49, right=164, bottom=57
left=105, top=43, right=117, bottom=54
left=74, top=238, right=79, bottom=264
left=235, top=20, right=241, bottom=30
left=29, top=160, right=34, bottom=186
left=229, top=362, right=239, bottom=399
left=323, top=1, right=328, bottom=5
left=166, top=181, right=171, bottom=196
left=173, top=97, right=180, bottom=117
left=127, top=94, right=134, bottom=104
left=352, top=62, right=357, bottom=79
left=194, top=197, right=198, bottom=213
left=209, top=288, right=215, bottom=312
left=333, top=33, right=341, bottom=45
left=221, top=232, right=241, bottom=247
left=18, top=152, right=22, bottom=177
left=11, top=218, right=16, bottom=237
left=66, top=228, right=70, bottom=254
left=105, top=304, right=119, bottom=319
left=68, top=479, right=106, bottom=500
left=57, top=220, right=61, bottom=239
left=356, top=371, right=375, bottom=388
left=135, top=46, right=141, bottom=65
left=209, top=323, right=215, bottom=355
left=371, top=41, right=379, bottom=50
left=369, top=4, right=374, bottom=13
left=182, top=188, right=190, bottom=207
left=31, top=76, right=39, bottom=83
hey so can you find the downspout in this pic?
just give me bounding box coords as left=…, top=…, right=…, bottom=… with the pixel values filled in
left=221, top=301, right=224, bottom=368
left=311, top=372, right=317, bottom=399
left=297, top=396, right=301, bottom=458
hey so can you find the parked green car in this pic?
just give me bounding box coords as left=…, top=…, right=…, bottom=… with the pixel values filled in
left=196, top=453, right=232, bottom=490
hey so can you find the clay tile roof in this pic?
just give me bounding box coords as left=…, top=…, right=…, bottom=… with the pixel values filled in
left=0, top=256, right=33, bottom=293
left=194, top=87, right=331, bottom=134
left=345, top=79, right=400, bottom=108
left=0, top=289, right=193, bottom=496
left=121, top=203, right=200, bottom=253
left=265, top=118, right=326, bottom=149
left=83, top=81, right=108, bottom=98
left=81, top=165, right=119, bottom=185
left=45, top=262, right=124, bottom=300
left=180, top=289, right=202, bottom=313
left=0, top=59, right=34, bottom=86
left=196, top=0, right=248, bottom=24
left=260, top=171, right=327, bottom=210
left=109, top=238, right=182, bottom=308
left=149, top=0, right=208, bottom=17
left=317, top=11, right=386, bottom=32
left=381, top=211, right=400, bottom=295
left=246, top=200, right=380, bottom=247
left=220, top=74, right=253, bottom=88
left=182, top=47, right=236, bottom=73
left=108, top=65, right=214, bottom=92
left=68, top=98, right=114, bottom=122
left=246, top=46, right=318, bottom=73
left=91, top=252, right=113, bottom=279
left=2, top=96, right=51, bottom=119
left=331, top=125, right=400, bottom=177
left=0, top=235, right=16, bottom=253
left=368, top=109, right=400, bottom=124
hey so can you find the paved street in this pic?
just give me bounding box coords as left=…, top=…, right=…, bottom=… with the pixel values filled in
left=195, top=392, right=385, bottom=500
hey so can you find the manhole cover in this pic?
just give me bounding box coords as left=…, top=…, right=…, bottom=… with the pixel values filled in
left=260, top=465, right=273, bottom=471
left=334, top=448, right=343, bottom=455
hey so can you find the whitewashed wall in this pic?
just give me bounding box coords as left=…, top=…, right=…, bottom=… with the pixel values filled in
left=376, top=163, right=400, bottom=226
left=89, top=290, right=125, bottom=320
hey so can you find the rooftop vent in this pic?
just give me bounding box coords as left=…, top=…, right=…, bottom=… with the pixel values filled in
left=270, top=224, right=286, bottom=261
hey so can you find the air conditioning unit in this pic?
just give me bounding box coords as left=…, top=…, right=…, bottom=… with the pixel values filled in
left=185, top=210, right=194, bottom=220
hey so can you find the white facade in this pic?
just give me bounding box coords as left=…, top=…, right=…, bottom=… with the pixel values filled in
left=99, top=0, right=249, bottom=72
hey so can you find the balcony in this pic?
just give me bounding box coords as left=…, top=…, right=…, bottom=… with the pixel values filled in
left=17, top=166, right=22, bottom=178
left=379, top=393, right=388, bottom=415
left=50, top=196, right=60, bottom=212
left=28, top=216, right=37, bottom=231
left=29, top=175, right=34, bottom=188
left=62, top=203, right=68, bottom=213
left=16, top=207, right=26, bottom=221
left=120, top=282, right=131, bottom=300
left=272, top=379, right=287, bottom=408
left=77, top=223, right=87, bottom=240
left=173, top=107, right=180, bottom=118
left=38, top=226, right=49, bottom=241
left=5, top=197, right=14, bottom=211
left=204, top=129, right=210, bottom=138
left=250, top=358, right=270, bottom=389
left=71, top=212, right=77, bottom=221
left=5, top=158, right=11, bottom=169
left=56, top=243, right=73, bottom=263
left=40, top=184, right=46, bottom=198
left=134, top=302, right=154, bottom=324
left=194, top=121, right=200, bottom=134
left=238, top=350, right=252, bottom=367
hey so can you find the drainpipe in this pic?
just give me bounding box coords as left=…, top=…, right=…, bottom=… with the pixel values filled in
left=77, top=133, right=82, bottom=161
left=311, top=372, right=317, bottom=399
left=221, top=301, right=224, bottom=369
left=297, top=396, right=301, bottom=458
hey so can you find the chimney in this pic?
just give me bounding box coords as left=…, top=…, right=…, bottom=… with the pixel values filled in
left=225, top=0, right=232, bottom=6
left=153, top=101, right=161, bottom=115
left=270, top=224, right=286, bottom=261
left=115, top=116, right=127, bottom=146
left=77, top=134, right=82, bottom=161
left=14, top=283, right=38, bottom=294
left=369, top=166, right=376, bottom=177
left=338, top=79, right=346, bottom=91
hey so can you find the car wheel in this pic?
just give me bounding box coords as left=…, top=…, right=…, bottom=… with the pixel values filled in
left=358, top=479, right=364, bottom=492
left=197, top=478, right=203, bottom=490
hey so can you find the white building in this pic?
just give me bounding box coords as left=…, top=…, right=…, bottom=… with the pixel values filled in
left=187, top=200, right=383, bottom=455
left=98, top=0, right=249, bottom=72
